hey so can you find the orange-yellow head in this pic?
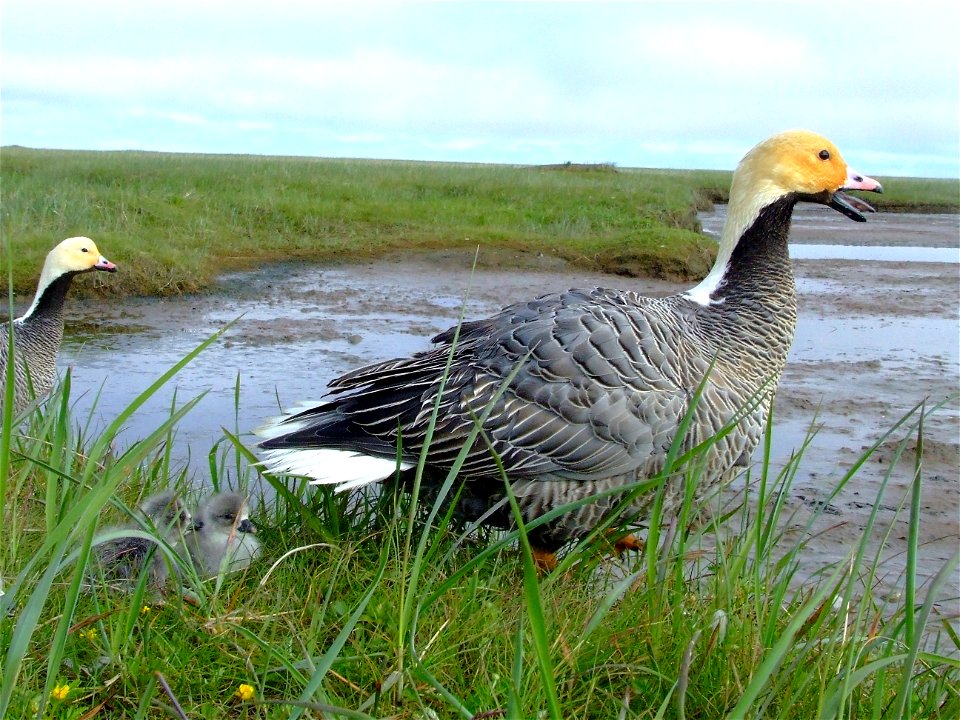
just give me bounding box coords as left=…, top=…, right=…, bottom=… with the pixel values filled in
left=731, top=130, right=883, bottom=223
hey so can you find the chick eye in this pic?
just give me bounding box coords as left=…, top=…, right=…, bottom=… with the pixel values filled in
left=818, top=149, right=831, bottom=161
left=81, top=247, right=89, bottom=253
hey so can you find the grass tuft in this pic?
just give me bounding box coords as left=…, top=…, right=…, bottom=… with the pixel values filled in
left=1, top=340, right=957, bottom=717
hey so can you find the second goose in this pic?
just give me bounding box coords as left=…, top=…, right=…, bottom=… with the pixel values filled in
left=1, top=237, right=117, bottom=415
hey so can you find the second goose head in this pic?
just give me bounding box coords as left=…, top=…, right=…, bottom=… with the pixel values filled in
left=23, top=236, right=117, bottom=318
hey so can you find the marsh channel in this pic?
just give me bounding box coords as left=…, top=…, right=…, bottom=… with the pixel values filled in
left=38, top=206, right=960, bottom=611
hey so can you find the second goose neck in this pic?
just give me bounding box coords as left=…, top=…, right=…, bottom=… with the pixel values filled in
left=21, top=273, right=75, bottom=330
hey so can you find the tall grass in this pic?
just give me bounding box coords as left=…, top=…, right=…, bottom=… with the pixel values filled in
left=1, top=147, right=722, bottom=299
left=4, top=148, right=957, bottom=301
left=1, top=338, right=958, bottom=717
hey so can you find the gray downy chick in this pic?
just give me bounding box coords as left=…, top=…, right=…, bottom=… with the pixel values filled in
left=93, top=491, right=192, bottom=588
left=188, top=492, right=261, bottom=576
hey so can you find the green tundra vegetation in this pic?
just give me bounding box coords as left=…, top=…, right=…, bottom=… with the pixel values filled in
left=1, top=147, right=958, bottom=718
left=2, top=146, right=957, bottom=299
left=1, top=350, right=957, bottom=718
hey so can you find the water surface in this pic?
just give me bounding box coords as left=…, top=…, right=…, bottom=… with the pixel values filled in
left=52, top=208, right=958, bottom=479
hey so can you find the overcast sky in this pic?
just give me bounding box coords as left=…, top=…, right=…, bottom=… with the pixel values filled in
left=2, top=1, right=958, bottom=178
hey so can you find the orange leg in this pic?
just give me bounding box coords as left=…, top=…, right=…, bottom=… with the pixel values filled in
left=613, top=532, right=644, bottom=555
left=531, top=546, right=558, bottom=573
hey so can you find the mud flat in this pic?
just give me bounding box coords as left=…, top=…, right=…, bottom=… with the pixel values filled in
left=48, top=207, right=960, bottom=612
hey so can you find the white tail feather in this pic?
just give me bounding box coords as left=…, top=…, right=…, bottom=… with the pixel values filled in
left=252, top=400, right=330, bottom=441
left=258, top=448, right=411, bottom=491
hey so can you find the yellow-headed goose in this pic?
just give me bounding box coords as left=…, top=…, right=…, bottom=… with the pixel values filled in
left=256, top=130, right=883, bottom=568
left=187, top=493, right=261, bottom=576
left=2, top=237, right=117, bottom=414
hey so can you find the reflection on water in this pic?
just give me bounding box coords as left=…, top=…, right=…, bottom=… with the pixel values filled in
left=51, top=208, right=959, bottom=480
left=701, top=205, right=960, bottom=263
left=59, top=305, right=445, bottom=476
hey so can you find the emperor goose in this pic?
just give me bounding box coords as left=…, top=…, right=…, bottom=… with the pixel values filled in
left=187, top=493, right=261, bottom=576
left=93, top=492, right=192, bottom=588
left=256, top=130, right=883, bottom=568
left=1, top=237, right=117, bottom=414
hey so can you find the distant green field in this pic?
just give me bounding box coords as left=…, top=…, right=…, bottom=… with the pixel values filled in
left=2, top=147, right=957, bottom=298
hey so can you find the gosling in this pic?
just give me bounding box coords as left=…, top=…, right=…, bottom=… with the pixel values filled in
left=187, top=493, right=261, bottom=576
left=93, top=492, right=192, bottom=588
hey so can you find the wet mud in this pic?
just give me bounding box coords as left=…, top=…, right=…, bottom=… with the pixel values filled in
left=45, top=207, right=960, bottom=611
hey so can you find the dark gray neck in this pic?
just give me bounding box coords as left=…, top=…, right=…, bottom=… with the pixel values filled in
left=712, top=195, right=796, bottom=304
left=25, top=273, right=76, bottom=327
left=699, top=195, right=799, bottom=372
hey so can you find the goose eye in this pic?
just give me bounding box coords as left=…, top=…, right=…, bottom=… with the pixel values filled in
left=818, top=149, right=831, bottom=161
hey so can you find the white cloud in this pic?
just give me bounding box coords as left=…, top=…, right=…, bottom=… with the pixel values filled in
left=628, top=21, right=813, bottom=80
left=236, top=120, right=273, bottom=131
left=4, top=55, right=199, bottom=101
left=0, top=2, right=956, bottom=176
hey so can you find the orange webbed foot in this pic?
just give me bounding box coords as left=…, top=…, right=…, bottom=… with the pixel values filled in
left=613, top=532, right=644, bottom=555
left=531, top=547, right=558, bottom=573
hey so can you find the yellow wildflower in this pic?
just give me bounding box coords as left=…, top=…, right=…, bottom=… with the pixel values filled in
left=51, top=684, right=70, bottom=701
left=141, top=605, right=151, bottom=614
left=235, top=683, right=255, bottom=701
left=79, top=627, right=97, bottom=642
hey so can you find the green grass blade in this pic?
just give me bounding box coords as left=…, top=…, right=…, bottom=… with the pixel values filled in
left=508, top=619, right=524, bottom=719
left=503, top=478, right=562, bottom=720
left=289, top=533, right=391, bottom=720
left=2, top=255, right=16, bottom=539
left=904, top=407, right=923, bottom=655
left=0, top=542, right=68, bottom=715
left=892, top=546, right=960, bottom=719
left=578, top=568, right=644, bottom=649
left=821, top=654, right=910, bottom=718
left=727, top=563, right=847, bottom=717
left=39, top=517, right=98, bottom=713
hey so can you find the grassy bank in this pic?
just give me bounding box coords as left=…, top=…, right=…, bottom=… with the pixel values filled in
left=665, top=168, right=960, bottom=214
left=1, top=338, right=958, bottom=718
left=3, top=147, right=957, bottom=299
left=1, top=148, right=716, bottom=299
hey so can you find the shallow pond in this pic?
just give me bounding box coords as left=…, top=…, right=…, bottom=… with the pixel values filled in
left=53, top=207, right=958, bottom=471
left=20, top=206, right=960, bottom=605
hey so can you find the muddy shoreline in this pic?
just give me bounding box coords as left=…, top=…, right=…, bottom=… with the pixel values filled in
left=27, top=207, right=960, bottom=613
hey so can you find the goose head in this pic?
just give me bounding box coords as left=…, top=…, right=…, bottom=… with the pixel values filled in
left=729, top=130, right=883, bottom=226
left=45, top=236, right=118, bottom=277
left=687, top=130, right=883, bottom=306
left=194, top=493, right=256, bottom=536
left=27, top=237, right=118, bottom=314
